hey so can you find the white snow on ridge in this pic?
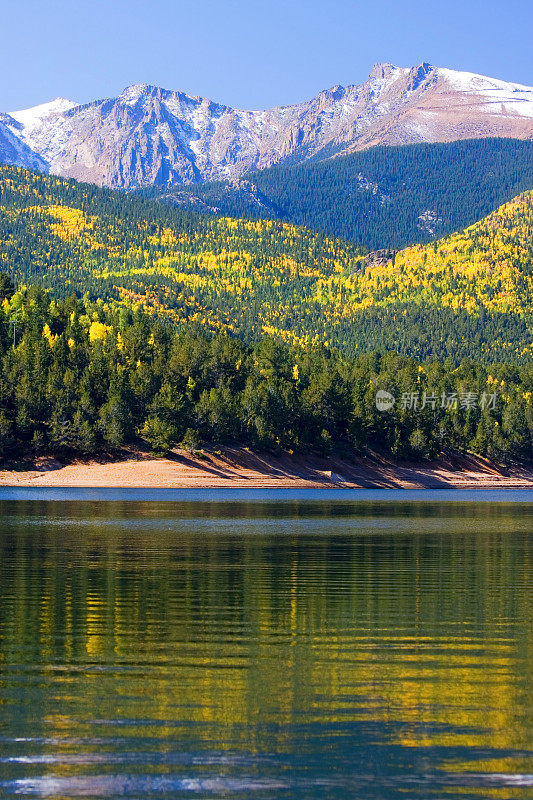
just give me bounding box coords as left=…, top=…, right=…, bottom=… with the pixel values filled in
left=438, top=68, right=533, bottom=117
left=120, top=84, right=152, bottom=106
left=438, top=67, right=533, bottom=94
left=5, top=99, right=80, bottom=171
left=9, top=98, right=76, bottom=128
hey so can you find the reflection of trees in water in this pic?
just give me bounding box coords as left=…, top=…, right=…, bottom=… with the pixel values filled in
left=0, top=503, right=531, bottom=761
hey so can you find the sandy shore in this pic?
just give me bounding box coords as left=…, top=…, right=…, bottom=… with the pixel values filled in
left=0, top=448, right=531, bottom=490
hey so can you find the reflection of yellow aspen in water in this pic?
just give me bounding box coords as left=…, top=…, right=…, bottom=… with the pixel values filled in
left=85, top=593, right=104, bottom=657
left=39, top=591, right=54, bottom=661
left=2, top=517, right=531, bottom=762
left=290, top=549, right=298, bottom=637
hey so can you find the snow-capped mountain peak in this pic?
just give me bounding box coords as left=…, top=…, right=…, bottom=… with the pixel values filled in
left=1, top=64, right=532, bottom=189
left=437, top=68, right=533, bottom=117
left=119, top=84, right=163, bottom=105
left=9, top=98, right=76, bottom=127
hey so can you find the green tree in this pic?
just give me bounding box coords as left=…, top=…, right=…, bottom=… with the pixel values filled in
left=140, top=417, right=178, bottom=456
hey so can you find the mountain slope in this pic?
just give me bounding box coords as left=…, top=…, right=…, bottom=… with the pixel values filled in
left=0, top=165, right=367, bottom=325
left=147, top=138, right=533, bottom=249
left=2, top=63, right=533, bottom=189
left=0, top=115, right=48, bottom=172
left=0, top=166, right=531, bottom=362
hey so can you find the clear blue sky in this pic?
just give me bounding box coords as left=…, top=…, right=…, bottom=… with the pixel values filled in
left=2, top=0, right=532, bottom=111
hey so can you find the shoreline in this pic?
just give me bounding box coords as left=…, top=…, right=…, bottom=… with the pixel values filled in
left=0, top=448, right=531, bottom=490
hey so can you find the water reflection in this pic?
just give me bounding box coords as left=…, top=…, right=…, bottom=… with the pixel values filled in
left=0, top=499, right=531, bottom=798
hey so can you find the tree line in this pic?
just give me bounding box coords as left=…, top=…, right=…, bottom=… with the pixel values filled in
left=1, top=275, right=531, bottom=465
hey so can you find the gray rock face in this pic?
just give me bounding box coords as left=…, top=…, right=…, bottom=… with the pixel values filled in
left=2, top=64, right=533, bottom=189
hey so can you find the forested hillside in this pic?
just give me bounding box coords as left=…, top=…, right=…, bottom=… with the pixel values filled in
left=0, top=166, right=531, bottom=363
left=1, top=275, right=531, bottom=465
left=147, top=139, right=533, bottom=249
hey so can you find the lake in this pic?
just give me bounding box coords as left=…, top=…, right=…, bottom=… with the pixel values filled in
left=0, top=491, right=532, bottom=799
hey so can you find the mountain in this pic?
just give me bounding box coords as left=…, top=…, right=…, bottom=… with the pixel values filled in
left=2, top=64, right=532, bottom=190
left=0, top=116, right=48, bottom=173
left=146, top=138, right=533, bottom=249
left=0, top=165, right=531, bottom=362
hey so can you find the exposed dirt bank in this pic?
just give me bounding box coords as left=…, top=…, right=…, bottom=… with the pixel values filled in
left=0, top=448, right=531, bottom=489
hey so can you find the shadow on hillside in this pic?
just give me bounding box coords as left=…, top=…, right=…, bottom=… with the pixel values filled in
left=3, top=443, right=530, bottom=488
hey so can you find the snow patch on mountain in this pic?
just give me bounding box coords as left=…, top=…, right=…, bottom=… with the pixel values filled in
left=120, top=84, right=155, bottom=106
left=10, top=98, right=76, bottom=128
left=438, top=68, right=533, bottom=117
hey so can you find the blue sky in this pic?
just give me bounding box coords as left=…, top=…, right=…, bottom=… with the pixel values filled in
left=2, top=0, right=532, bottom=111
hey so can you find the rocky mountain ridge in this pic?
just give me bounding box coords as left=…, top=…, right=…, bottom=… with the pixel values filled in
left=2, top=63, right=532, bottom=189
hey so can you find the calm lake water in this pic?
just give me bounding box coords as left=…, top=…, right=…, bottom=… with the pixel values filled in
left=0, top=491, right=532, bottom=799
